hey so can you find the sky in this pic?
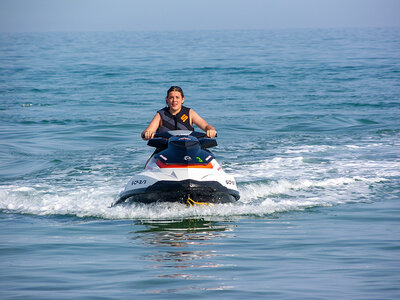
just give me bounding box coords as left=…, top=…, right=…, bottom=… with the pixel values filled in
left=0, top=0, right=399, bottom=32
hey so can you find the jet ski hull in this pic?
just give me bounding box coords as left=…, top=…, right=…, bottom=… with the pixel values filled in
left=116, top=179, right=240, bottom=205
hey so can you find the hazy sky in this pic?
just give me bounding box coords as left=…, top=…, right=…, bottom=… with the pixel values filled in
left=1, top=0, right=399, bottom=32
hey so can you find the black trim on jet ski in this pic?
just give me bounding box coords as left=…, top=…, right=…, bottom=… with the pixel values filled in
left=116, top=179, right=240, bottom=205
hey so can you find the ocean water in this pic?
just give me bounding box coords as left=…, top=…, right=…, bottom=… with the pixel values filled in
left=1, top=28, right=400, bottom=299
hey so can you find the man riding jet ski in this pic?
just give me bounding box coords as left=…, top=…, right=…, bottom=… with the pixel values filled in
left=113, top=86, right=239, bottom=205
left=113, top=130, right=240, bottom=206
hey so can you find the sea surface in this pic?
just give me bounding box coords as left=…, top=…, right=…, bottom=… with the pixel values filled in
left=1, top=28, right=400, bottom=299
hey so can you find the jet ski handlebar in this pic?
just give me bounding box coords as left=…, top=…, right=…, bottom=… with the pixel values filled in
left=153, top=130, right=214, bottom=139
left=148, top=131, right=217, bottom=149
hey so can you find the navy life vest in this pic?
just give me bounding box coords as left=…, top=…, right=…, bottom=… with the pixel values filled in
left=157, top=106, right=194, bottom=133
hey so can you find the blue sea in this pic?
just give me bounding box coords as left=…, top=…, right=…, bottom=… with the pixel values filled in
left=1, top=27, right=400, bottom=299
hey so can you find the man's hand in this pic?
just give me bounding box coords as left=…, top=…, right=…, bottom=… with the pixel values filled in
left=206, top=129, right=217, bottom=138
left=141, top=130, right=155, bottom=140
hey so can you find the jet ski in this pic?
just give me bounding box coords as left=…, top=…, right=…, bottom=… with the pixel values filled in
left=113, top=130, right=240, bottom=206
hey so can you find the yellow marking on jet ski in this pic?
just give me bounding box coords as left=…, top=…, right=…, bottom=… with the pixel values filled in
left=187, top=195, right=211, bottom=206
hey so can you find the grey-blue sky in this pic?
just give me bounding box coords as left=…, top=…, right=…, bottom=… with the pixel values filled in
left=1, top=0, right=399, bottom=32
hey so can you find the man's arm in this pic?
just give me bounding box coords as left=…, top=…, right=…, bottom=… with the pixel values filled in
left=190, top=109, right=217, bottom=138
left=141, top=113, right=161, bottom=140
